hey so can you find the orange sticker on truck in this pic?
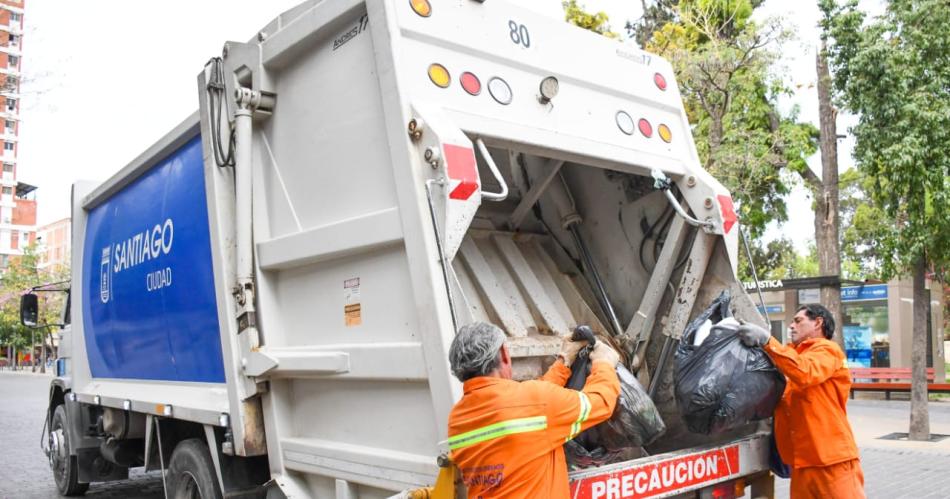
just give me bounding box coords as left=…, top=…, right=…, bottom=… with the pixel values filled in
left=344, top=278, right=361, bottom=327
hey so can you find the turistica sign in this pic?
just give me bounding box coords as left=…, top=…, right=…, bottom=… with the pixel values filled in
left=742, top=280, right=784, bottom=291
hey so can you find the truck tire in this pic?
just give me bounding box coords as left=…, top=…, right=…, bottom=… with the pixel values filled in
left=51, top=405, right=89, bottom=496
left=167, top=438, right=223, bottom=499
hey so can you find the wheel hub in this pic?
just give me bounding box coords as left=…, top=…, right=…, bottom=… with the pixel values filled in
left=49, top=428, right=67, bottom=469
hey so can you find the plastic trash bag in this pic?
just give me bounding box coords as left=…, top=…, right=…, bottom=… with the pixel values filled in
left=564, top=336, right=666, bottom=467
left=674, top=290, right=786, bottom=435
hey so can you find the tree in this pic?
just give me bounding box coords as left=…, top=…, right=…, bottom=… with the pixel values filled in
left=626, top=0, right=680, bottom=47
left=563, top=0, right=619, bottom=38
left=822, top=0, right=950, bottom=441
left=0, top=247, right=42, bottom=369
left=839, top=169, right=887, bottom=278
left=806, top=31, right=846, bottom=350
left=644, top=0, right=818, bottom=238
left=0, top=245, right=68, bottom=371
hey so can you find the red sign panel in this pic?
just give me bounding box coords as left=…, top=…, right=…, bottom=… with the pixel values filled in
left=717, top=194, right=737, bottom=234
left=569, top=445, right=740, bottom=499
left=444, top=144, right=479, bottom=201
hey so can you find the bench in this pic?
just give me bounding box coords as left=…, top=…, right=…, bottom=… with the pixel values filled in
left=850, top=367, right=950, bottom=400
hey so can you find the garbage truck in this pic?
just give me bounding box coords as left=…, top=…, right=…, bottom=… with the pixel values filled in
left=25, top=0, right=777, bottom=497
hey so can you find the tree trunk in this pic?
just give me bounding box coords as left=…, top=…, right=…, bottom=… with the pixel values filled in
left=40, top=333, right=47, bottom=374
left=707, top=111, right=724, bottom=170
left=909, top=255, right=931, bottom=440
left=816, top=45, right=844, bottom=351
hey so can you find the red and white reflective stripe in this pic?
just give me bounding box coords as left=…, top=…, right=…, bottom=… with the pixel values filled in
left=717, top=195, right=737, bottom=234
left=443, top=144, right=479, bottom=201
left=569, top=445, right=740, bottom=499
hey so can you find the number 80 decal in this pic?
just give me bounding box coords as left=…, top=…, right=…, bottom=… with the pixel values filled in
left=508, top=20, right=530, bottom=48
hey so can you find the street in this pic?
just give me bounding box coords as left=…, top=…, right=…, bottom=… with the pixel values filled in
left=4, top=372, right=950, bottom=498
left=0, top=372, right=163, bottom=499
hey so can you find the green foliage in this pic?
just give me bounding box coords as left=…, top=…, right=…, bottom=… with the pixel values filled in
left=645, top=0, right=818, bottom=238
left=627, top=0, right=680, bottom=46
left=563, top=0, right=619, bottom=38
left=738, top=237, right=825, bottom=282
left=839, top=168, right=888, bottom=278
left=0, top=246, right=70, bottom=363
left=821, top=0, right=950, bottom=280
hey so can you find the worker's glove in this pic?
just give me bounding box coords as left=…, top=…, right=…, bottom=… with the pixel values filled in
left=737, top=322, right=771, bottom=347
left=556, top=337, right=589, bottom=367
left=589, top=342, right=620, bottom=367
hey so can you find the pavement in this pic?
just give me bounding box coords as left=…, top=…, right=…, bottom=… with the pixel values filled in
left=0, top=371, right=164, bottom=499
left=3, top=371, right=950, bottom=498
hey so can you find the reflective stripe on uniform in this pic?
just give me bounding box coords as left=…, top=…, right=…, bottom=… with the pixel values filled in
left=448, top=416, right=548, bottom=451
left=566, top=391, right=591, bottom=441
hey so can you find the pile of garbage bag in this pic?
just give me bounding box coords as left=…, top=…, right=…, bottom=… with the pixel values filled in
left=674, top=290, right=786, bottom=435
left=564, top=327, right=666, bottom=468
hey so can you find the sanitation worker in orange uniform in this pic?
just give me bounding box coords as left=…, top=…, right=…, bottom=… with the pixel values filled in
left=739, top=304, right=865, bottom=499
left=446, top=322, right=621, bottom=498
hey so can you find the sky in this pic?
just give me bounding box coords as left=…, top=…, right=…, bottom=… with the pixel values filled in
left=18, top=0, right=865, bottom=252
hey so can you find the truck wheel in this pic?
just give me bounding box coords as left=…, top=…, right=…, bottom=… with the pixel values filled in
left=51, top=405, right=89, bottom=496
left=167, top=438, right=223, bottom=499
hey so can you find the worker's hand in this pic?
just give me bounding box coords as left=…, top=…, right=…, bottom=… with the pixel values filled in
left=589, top=342, right=620, bottom=367
left=737, top=322, right=771, bottom=347
left=557, top=337, right=588, bottom=367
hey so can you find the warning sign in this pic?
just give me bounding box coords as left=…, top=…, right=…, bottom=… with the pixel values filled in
left=344, top=278, right=361, bottom=327
left=569, top=445, right=740, bottom=499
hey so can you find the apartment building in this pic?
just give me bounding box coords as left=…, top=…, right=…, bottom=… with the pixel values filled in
left=0, top=0, right=34, bottom=269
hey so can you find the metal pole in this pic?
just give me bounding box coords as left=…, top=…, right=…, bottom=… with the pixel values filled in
left=739, top=227, right=770, bottom=323
left=648, top=336, right=675, bottom=399
left=425, top=179, right=458, bottom=333
left=569, top=225, right=623, bottom=337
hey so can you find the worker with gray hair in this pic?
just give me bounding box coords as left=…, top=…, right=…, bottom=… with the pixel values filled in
left=446, top=321, right=621, bottom=498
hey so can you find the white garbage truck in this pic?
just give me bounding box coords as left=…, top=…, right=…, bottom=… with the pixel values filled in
left=26, top=0, right=777, bottom=497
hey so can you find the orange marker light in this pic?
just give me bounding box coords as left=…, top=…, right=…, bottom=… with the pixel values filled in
left=428, top=63, right=450, bottom=88
left=658, top=124, right=672, bottom=143
left=410, top=0, right=431, bottom=17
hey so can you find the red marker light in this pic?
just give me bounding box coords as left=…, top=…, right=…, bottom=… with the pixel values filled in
left=460, top=72, right=481, bottom=95
left=654, top=72, right=667, bottom=91
left=638, top=118, right=653, bottom=138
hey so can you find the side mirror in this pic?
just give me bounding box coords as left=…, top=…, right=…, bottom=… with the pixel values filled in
left=20, top=293, right=38, bottom=327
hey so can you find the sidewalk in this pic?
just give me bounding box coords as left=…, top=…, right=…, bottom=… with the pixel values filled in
left=0, top=368, right=55, bottom=378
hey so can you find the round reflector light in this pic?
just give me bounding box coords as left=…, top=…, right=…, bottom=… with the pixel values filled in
left=654, top=73, right=667, bottom=91
left=658, top=124, right=672, bottom=143
left=428, top=63, right=450, bottom=88
left=488, top=77, right=512, bottom=105
left=460, top=72, right=481, bottom=95
left=616, top=111, right=634, bottom=135
left=410, top=0, right=432, bottom=17
left=638, top=118, right=653, bottom=138
left=539, top=76, right=559, bottom=103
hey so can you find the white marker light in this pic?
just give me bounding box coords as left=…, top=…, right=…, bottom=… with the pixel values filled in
left=488, top=77, right=512, bottom=105
left=616, top=111, right=634, bottom=135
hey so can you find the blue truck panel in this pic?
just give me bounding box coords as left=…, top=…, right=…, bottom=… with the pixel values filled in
left=82, top=135, right=225, bottom=383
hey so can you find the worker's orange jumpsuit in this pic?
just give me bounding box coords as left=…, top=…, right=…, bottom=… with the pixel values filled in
left=763, top=336, right=865, bottom=499
left=447, top=359, right=620, bottom=498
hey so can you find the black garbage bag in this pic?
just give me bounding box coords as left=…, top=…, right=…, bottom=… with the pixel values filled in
left=673, top=290, right=786, bottom=435
left=564, top=327, right=666, bottom=467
